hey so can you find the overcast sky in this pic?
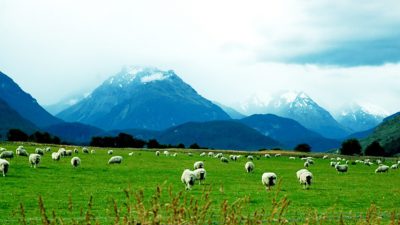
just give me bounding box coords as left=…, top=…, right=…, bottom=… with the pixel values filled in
left=1, top=0, right=400, bottom=114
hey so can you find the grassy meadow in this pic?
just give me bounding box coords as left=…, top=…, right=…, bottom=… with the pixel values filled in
left=1, top=142, right=400, bottom=224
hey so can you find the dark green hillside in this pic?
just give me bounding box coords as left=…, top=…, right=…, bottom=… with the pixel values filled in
left=361, top=112, right=400, bottom=155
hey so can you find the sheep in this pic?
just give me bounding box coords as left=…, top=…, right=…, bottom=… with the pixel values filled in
left=29, top=154, right=41, bottom=168
left=200, top=152, right=206, bottom=157
left=155, top=151, right=160, bottom=156
left=322, top=155, right=328, bottom=159
left=0, top=159, right=10, bottom=177
left=275, top=154, right=281, bottom=157
left=188, top=153, right=193, bottom=157
left=181, top=169, right=196, bottom=190
left=264, top=154, right=271, bottom=158
left=91, top=150, right=95, bottom=154
left=230, top=155, right=239, bottom=161
left=193, top=168, right=206, bottom=185
left=108, top=156, right=123, bottom=164
left=391, top=164, right=398, bottom=169
left=65, top=150, right=73, bottom=156
left=163, top=150, right=170, bottom=156
left=0, top=151, right=14, bottom=160
left=220, top=157, right=229, bottom=163
left=194, top=161, right=204, bottom=169
left=0, top=147, right=6, bottom=152
left=376, top=159, right=382, bottom=164
left=16, top=148, right=29, bottom=157
left=45, top=147, right=51, bottom=152
left=245, top=161, right=255, bottom=173
left=375, top=165, right=389, bottom=173
left=289, top=157, right=296, bottom=160
left=58, top=148, right=67, bottom=157
left=335, top=164, right=348, bottom=173
left=71, top=157, right=81, bottom=168
left=261, top=172, right=277, bottom=191
left=35, top=148, right=44, bottom=156
left=296, top=169, right=309, bottom=180
left=298, top=170, right=313, bottom=189
left=74, top=148, right=79, bottom=154
left=208, top=152, right=214, bottom=157
left=336, top=157, right=341, bottom=161
left=107, top=150, right=113, bottom=155
left=304, top=161, right=310, bottom=168
left=51, top=152, right=61, bottom=161
left=128, top=152, right=134, bottom=156
left=307, top=159, right=314, bottom=165
left=330, top=161, right=337, bottom=167
left=82, top=147, right=89, bottom=154
left=215, top=153, right=223, bottom=158
left=172, top=153, right=178, bottom=157
left=247, top=155, right=254, bottom=161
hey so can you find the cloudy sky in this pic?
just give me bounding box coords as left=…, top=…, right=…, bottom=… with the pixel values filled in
left=1, top=0, right=400, bottom=114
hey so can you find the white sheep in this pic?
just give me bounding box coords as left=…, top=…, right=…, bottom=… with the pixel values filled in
left=375, top=165, right=389, bottom=173
left=16, top=148, right=29, bottom=157
left=91, top=150, right=95, bottom=154
left=261, top=172, right=277, bottom=191
left=107, top=150, right=113, bottom=155
left=200, top=152, right=206, bottom=157
left=304, top=161, right=310, bottom=168
left=335, top=164, right=348, bottom=173
left=58, top=148, right=67, bottom=157
left=220, top=157, right=229, bottom=163
left=65, top=150, right=73, bottom=156
left=172, top=153, right=178, bottom=157
left=45, top=147, right=51, bottom=152
left=208, top=152, right=214, bottom=157
left=188, top=153, right=193, bottom=157
left=181, top=169, right=196, bottom=190
left=128, top=152, right=134, bottom=156
left=74, top=148, right=79, bottom=154
left=108, top=156, right=123, bottom=164
left=0, top=151, right=14, bottom=160
left=35, top=148, right=44, bottom=155
left=275, top=154, right=281, bottom=157
left=0, top=159, right=10, bottom=177
left=51, top=152, right=61, bottom=161
left=322, top=155, right=328, bottom=159
left=391, top=164, right=398, bottom=169
left=296, top=169, right=309, bottom=180
left=163, top=150, right=170, bottom=156
left=71, top=157, right=81, bottom=168
left=29, top=154, right=41, bottom=168
left=82, top=147, right=89, bottom=154
left=289, top=157, right=296, bottom=160
left=193, top=168, right=206, bottom=185
left=194, top=161, right=204, bottom=169
left=330, top=161, right=337, bottom=167
left=155, top=151, right=160, bottom=156
left=215, top=153, right=223, bottom=158
left=247, top=155, right=254, bottom=161
left=264, top=154, right=271, bottom=158
left=0, top=147, right=6, bottom=152
left=298, top=170, right=313, bottom=189
left=245, top=161, right=255, bottom=173
left=230, top=155, right=238, bottom=161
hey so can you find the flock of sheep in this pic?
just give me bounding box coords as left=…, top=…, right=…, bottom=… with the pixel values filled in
left=0, top=146, right=124, bottom=176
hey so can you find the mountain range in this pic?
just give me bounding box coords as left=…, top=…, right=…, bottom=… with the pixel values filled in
left=57, top=67, right=230, bottom=130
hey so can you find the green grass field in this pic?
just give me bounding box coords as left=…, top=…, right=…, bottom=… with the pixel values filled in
left=0, top=142, right=399, bottom=224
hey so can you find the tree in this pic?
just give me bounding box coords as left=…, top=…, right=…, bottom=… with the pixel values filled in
left=340, top=139, right=362, bottom=155
left=7, top=129, right=29, bottom=142
left=294, top=143, right=311, bottom=152
left=189, top=143, right=200, bottom=149
left=177, top=143, right=185, bottom=149
left=364, top=141, right=386, bottom=156
left=147, top=139, right=161, bottom=149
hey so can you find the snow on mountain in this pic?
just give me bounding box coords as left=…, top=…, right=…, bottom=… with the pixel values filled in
left=336, top=103, right=388, bottom=132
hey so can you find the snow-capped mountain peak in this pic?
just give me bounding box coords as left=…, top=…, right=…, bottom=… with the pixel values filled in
left=107, top=66, right=175, bottom=87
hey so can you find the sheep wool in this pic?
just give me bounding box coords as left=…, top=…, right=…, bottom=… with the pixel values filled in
left=245, top=161, right=255, bottom=173
left=0, top=159, right=10, bottom=177
left=108, top=156, right=123, bottom=164
left=181, top=169, right=196, bottom=190
left=261, top=172, right=277, bottom=190
left=193, top=168, right=206, bottom=184
left=29, top=154, right=41, bottom=168
left=71, top=157, right=81, bottom=168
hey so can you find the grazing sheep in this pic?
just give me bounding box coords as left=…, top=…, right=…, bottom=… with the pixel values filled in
left=200, top=152, right=206, bottom=157
left=0, top=151, right=14, bottom=160
left=245, top=161, right=255, bottom=173
left=375, top=165, right=389, bottom=173
left=16, top=148, right=29, bottom=157
left=230, top=155, right=238, bottom=161
left=304, top=161, right=310, bottom=168
left=264, top=154, right=271, bottom=158
left=65, top=150, right=73, bottom=156
left=275, top=154, right=281, bottom=157
left=391, top=164, right=398, bottom=169
left=82, top=147, right=89, bottom=154
left=58, top=148, right=67, bottom=157
left=172, top=153, right=178, bottom=157
left=307, top=159, right=314, bottom=165
left=181, top=169, right=196, bottom=190
left=330, top=161, right=337, bottom=167
left=335, top=164, right=348, bottom=173
left=298, top=170, right=313, bottom=189
left=91, top=150, right=95, bottom=154
left=71, top=157, right=81, bottom=168
left=261, top=172, right=277, bottom=190
left=51, top=152, right=61, bottom=161
left=289, top=157, right=296, bottom=160
left=187, top=153, right=193, bottom=157
left=194, top=161, right=204, bottom=169
left=0, top=159, right=10, bottom=177
left=0, top=147, right=6, bottom=152
left=155, top=151, right=160, bottom=156
left=29, top=154, right=41, bottom=168
left=128, top=152, right=134, bottom=156
left=35, top=148, right=44, bottom=156
left=108, top=156, right=123, bottom=164
left=45, top=147, right=51, bottom=152
left=163, top=151, right=170, bottom=156
left=296, top=169, right=309, bottom=180
left=247, top=155, right=254, bottom=161
left=376, top=159, right=382, bottom=164
left=193, top=168, right=206, bottom=185
left=322, top=155, right=328, bottom=159
left=208, top=152, right=214, bottom=157
left=107, top=150, right=113, bottom=155
left=215, top=153, right=223, bottom=158
left=336, top=157, right=342, bottom=161
left=220, top=157, right=229, bottom=163
left=74, top=149, right=79, bottom=154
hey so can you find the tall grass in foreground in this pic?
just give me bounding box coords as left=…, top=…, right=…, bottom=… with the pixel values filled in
left=13, top=182, right=400, bottom=225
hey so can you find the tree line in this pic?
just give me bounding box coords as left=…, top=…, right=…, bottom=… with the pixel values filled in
left=6, top=129, right=61, bottom=144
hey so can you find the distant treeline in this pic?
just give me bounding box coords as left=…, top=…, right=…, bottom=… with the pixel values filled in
left=6, top=129, right=62, bottom=144
left=90, top=132, right=206, bottom=149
